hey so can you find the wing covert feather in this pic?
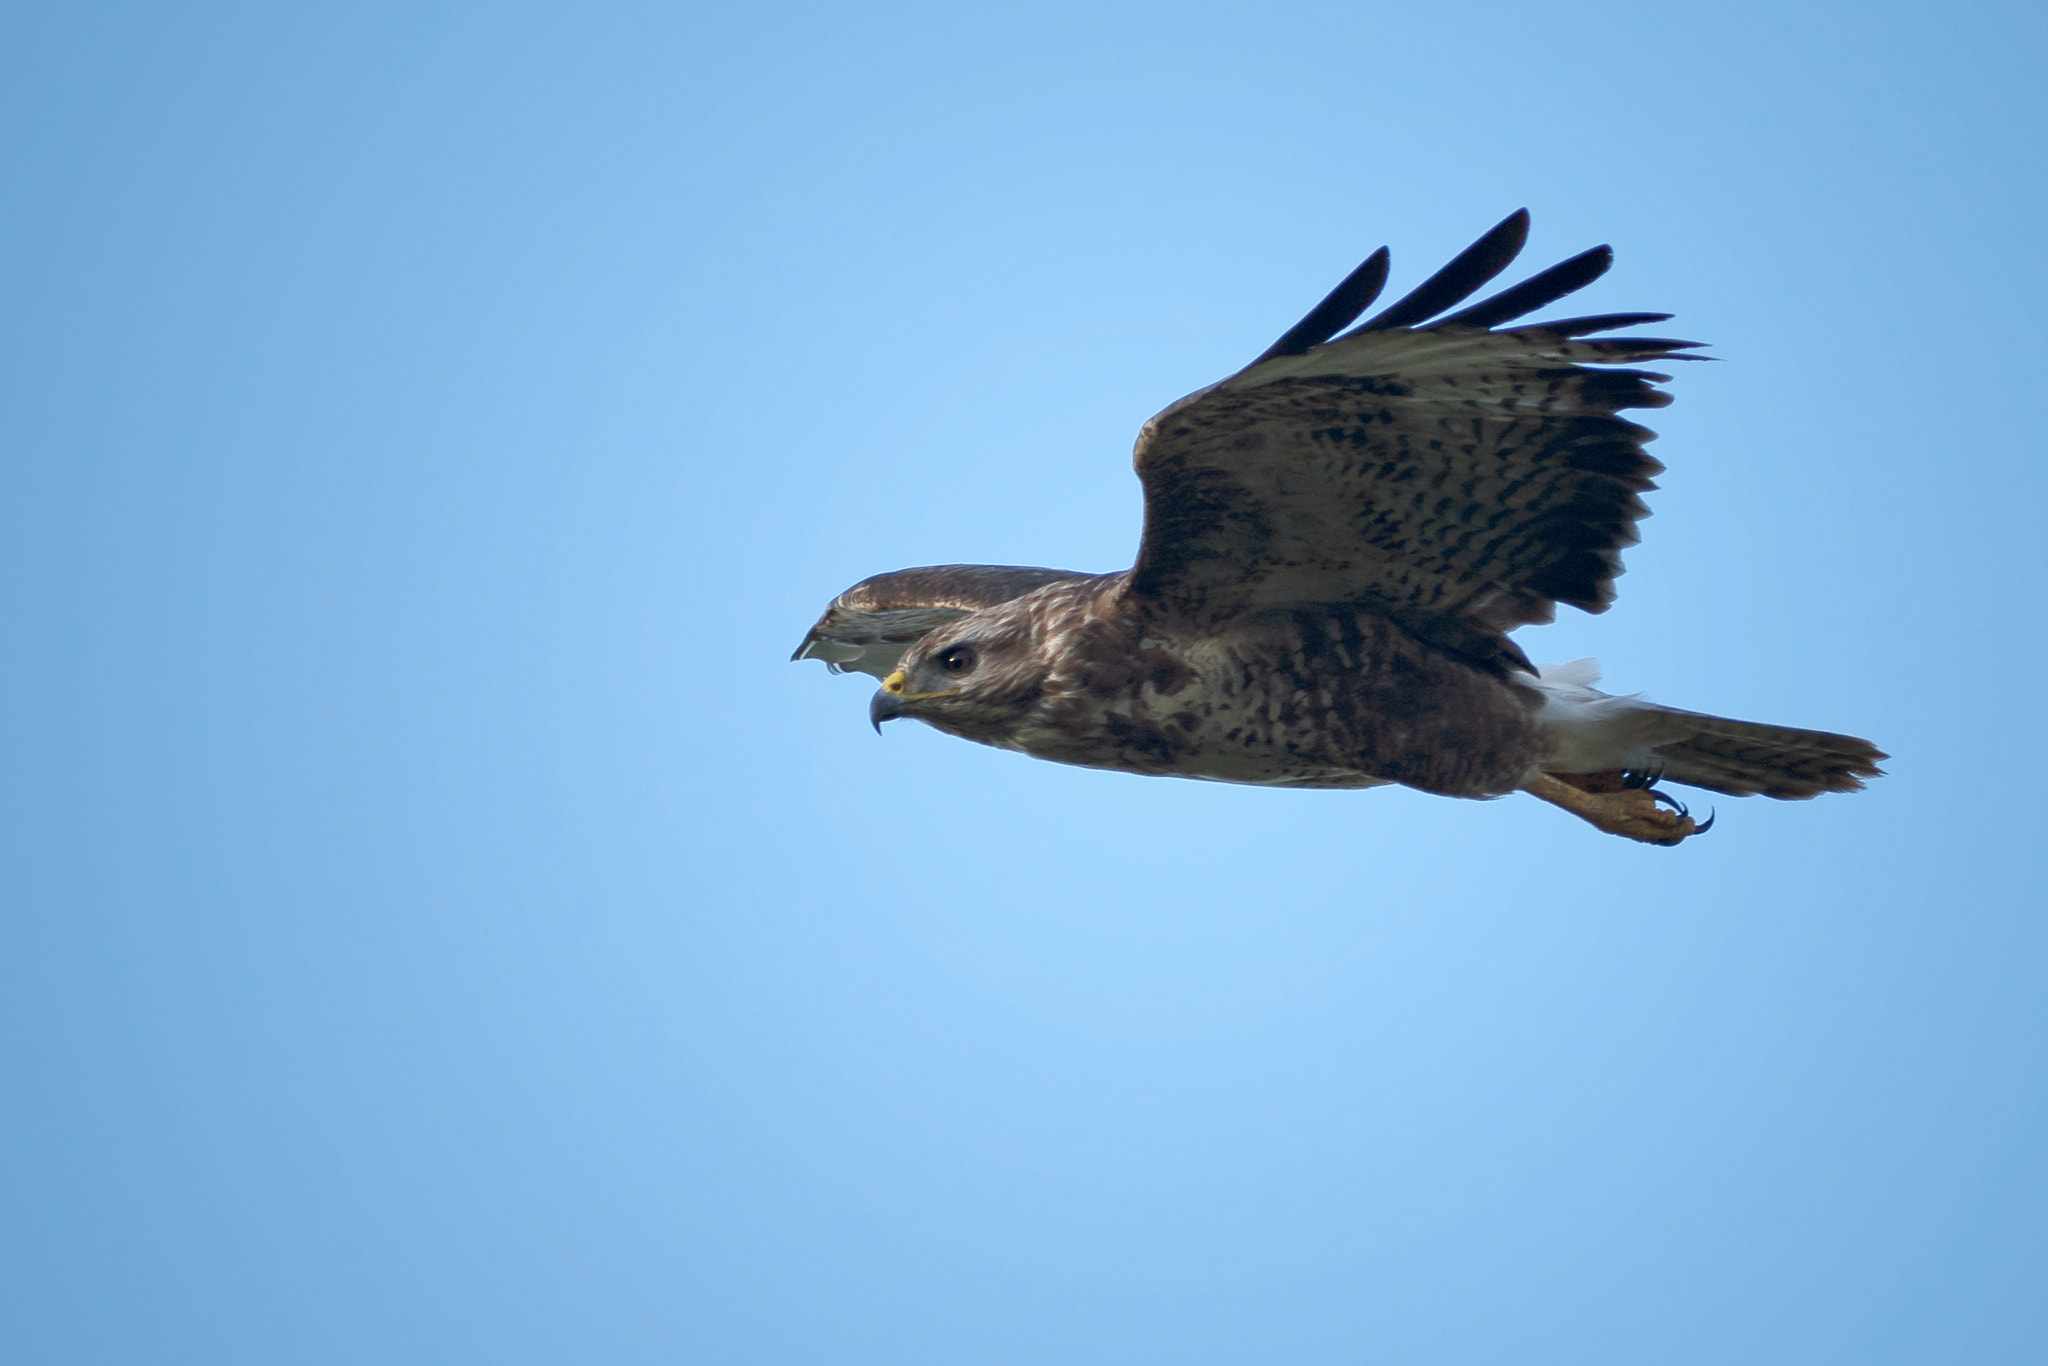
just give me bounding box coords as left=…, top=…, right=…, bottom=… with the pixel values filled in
left=1127, top=224, right=1704, bottom=673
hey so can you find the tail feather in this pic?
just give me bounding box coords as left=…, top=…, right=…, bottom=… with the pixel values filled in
left=1645, top=710, right=1886, bottom=799
left=1528, top=659, right=1887, bottom=800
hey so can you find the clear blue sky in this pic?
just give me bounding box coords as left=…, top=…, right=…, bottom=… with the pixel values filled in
left=4, top=3, right=2045, bottom=1362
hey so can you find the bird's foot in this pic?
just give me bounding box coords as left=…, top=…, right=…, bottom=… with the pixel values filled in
left=1578, top=785, right=1704, bottom=846
left=1521, top=771, right=1714, bottom=847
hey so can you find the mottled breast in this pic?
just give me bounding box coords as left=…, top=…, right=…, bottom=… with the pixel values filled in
left=1011, top=592, right=1544, bottom=797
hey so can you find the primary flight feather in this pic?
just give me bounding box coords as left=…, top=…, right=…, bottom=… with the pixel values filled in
left=793, top=211, right=1884, bottom=845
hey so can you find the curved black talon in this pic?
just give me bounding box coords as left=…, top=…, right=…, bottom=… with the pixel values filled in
left=1621, top=764, right=1666, bottom=791
left=1647, top=788, right=1689, bottom=819
left=1693, top=809, right=1716, bottom=835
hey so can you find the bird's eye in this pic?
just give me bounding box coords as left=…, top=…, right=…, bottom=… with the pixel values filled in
left=939, top=645, right=977, bottom=675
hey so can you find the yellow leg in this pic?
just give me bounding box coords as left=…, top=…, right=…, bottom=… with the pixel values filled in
left=1521, top=772, right=1701, bottom=847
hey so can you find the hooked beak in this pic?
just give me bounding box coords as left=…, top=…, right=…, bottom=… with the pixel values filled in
left=870, top=668, right=956, bottom=734
left=869, top=686, right=904, bottom=733
left=870, top=668, right=912, bottom=733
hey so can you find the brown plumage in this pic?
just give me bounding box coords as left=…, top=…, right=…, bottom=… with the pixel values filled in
left=793, top=212, right=1886, bottom=845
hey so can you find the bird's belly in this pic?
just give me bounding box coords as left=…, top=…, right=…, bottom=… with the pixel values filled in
left=1010, top=722, right=1396, bottom=788
left=1010, top=691, right=1396, bottom=788
left=1131, top=707, right=1398, bottom=788
left=1170, top=754, right=1397, bottom=790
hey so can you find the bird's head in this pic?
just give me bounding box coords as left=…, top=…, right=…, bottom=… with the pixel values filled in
left=867, top=603, right=1047, bottom=743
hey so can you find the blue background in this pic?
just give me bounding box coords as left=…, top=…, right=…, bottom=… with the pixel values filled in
left=5, top=3, right=2045, bottom=1362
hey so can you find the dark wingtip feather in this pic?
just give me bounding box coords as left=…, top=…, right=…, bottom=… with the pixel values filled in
left=1250, top=247, right=1390, bottom=364
left=1353, top=209, right=1531, bottom=333
left=1437, top=244, right=1613, bottom=329
left=1569, top=337, right=1709, bottom=357
left=1526, top=312, right=1673, bottom=337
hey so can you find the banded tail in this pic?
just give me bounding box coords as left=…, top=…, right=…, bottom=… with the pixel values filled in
left=1528, top=659, right=1886, bottom=799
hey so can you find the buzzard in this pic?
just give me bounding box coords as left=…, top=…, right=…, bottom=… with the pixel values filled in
left=793, top=212, right=1884, bottom=845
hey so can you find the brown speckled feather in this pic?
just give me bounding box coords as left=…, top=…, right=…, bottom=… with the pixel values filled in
left=797, top=214, right=1884, bottom=830
left=1129, top=323, right=1702, bottom=675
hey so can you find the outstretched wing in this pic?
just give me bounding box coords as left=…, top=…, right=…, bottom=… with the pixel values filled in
left=793, top=564, right=1102, bottom=678
left=1128, top=210, right=1705, bottom=675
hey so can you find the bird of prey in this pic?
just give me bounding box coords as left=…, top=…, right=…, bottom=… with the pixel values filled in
left=793, top=211, right=1884, bottom=845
